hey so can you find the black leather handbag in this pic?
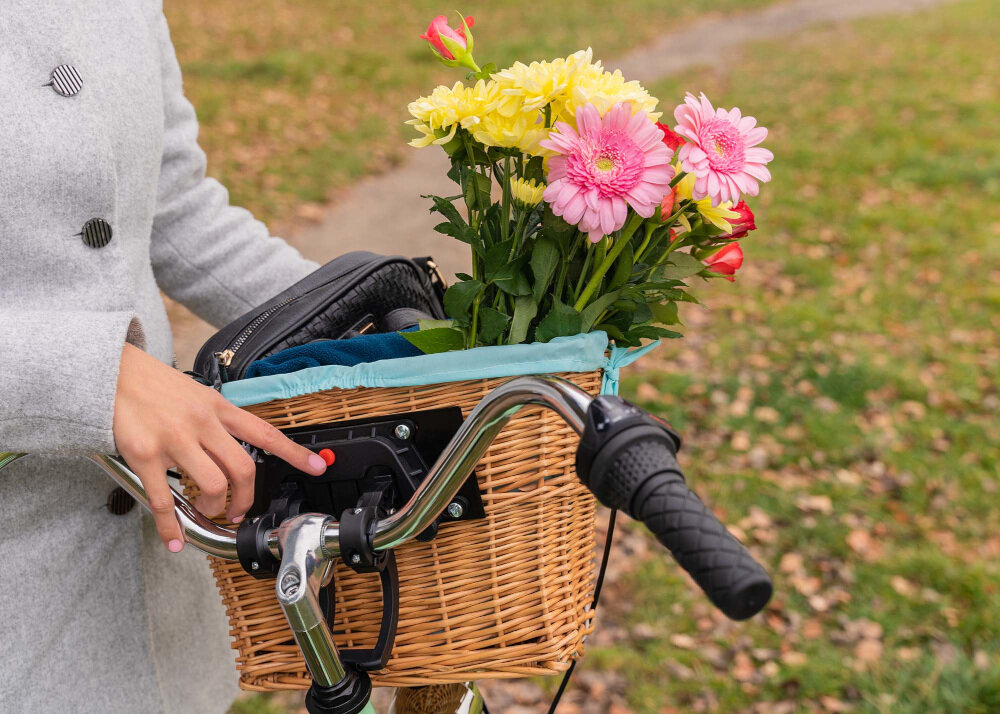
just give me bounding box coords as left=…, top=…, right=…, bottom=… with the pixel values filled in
left=192, top=252, right=447, bottom=386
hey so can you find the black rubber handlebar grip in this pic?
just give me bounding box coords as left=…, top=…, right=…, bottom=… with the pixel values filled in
left=613, top=438, right=772, bottom=620
left=576, top=395, right=773, bottom=620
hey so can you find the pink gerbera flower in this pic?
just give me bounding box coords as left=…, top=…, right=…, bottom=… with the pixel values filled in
left=541, top=102, right=673, bottom=242
left=674, top=92, right=773, bottom=206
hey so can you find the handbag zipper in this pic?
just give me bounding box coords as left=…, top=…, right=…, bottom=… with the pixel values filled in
left=204, top=255, right=439, bottom=384
left=213, top=298, right=295, bottom=378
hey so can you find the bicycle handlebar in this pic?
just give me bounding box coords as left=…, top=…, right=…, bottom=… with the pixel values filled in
left=0, top=375, right=772, bottom=714
left=0, top=376, right=770, bottom=620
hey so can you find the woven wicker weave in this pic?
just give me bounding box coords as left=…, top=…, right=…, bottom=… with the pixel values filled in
left=197, top=370, right=603, bottom=690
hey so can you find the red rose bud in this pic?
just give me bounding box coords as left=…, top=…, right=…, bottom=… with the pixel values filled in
left=720, top=200, right=757, bottom=240
left=703, top=242, right=743, bottom=282
left=656, top=122, right=685, bottom=152
left=420, top=14, right=480, bottom=73
left=659, top=187, right=675, bottom=221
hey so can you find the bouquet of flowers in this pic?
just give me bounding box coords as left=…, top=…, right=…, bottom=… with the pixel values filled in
left=403, top=14, right=773, bottom=353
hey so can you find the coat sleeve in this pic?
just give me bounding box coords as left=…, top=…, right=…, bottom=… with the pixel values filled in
left=0, top=311, right=145, bottom=454
left=147, top=10, right=318, bottom=328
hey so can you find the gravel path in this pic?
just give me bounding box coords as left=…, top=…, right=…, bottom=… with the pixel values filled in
left=171, top=0, right=951, bottom=369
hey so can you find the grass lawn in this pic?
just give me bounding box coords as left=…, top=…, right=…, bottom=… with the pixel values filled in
left=164, top=0, right=777, bottom=227
left=597, top=0, right=999, bottom=711
left=208, top=0, right=1000, bottom=711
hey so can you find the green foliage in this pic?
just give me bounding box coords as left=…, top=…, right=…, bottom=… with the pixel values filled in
left=400, top=325, right=466, bottom=354
left=407, top=127, right=726, bottom=352
left=604, top=2, right=1000, bottom=712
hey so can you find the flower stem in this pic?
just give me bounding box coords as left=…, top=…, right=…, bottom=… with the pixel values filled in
left=555, top=234, right=581, bottom=302
left=572, top=241, right=595, bottom=303
left=501, top=156, right=511, bottom=245
left=573, top=213, right=644, bottom=311
left=508, top=209, right=529, bottom=261
left=468, top=292, right=482, bottom=349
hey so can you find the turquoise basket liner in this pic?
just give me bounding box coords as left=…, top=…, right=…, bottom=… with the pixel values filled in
left=221, top=331, right=659, bottom=407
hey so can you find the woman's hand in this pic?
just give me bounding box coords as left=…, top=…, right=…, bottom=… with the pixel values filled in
left=113, top=343, right=327, bottom=551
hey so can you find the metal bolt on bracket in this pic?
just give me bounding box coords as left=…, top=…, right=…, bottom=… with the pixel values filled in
left=393, top=424, right=411, bottom=440
left=279, top=571, right=300, bottom=597
left=251, top=561, right=260, bottom=571
left=446, top=501, right=464, bottom=519
left=350, top=553, right=362, bottom=565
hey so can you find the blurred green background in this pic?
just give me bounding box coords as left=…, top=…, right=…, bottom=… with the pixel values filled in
left=164, top=1, right=1000, bottom=712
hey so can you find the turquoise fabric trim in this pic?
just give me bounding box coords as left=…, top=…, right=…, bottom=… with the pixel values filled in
left=222, top=332, right=611, bottom=407
left=600, top=340, right=661, bottom=396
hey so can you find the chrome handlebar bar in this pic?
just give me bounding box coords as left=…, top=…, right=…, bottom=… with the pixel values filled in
left=0, top=375, right=593, bottom=563
left=0, top=375, right=596, bottom=713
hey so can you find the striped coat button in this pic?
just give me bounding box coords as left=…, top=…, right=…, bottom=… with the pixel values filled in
left=49, top=64, right=83, bottom=97
left=81, top=218, right=113, bottom=248
left=107, top=487, right=136, bottom=516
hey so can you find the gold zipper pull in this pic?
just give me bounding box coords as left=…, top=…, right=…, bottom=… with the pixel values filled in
left=425, top=259, right=448, bottom=289
left=215, top=349, right=235, bottom=367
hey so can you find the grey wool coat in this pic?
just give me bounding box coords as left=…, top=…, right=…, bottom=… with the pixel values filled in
left=0, top=1, right=318, bottom=712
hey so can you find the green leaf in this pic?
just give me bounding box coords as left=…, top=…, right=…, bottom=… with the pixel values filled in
left=508, top=295, right=538, bottom=345
left=632, top=302, right=653, bottom=324
left=608, top=242, right=635, bottom=291
left=628, top=325, right=683, bottom=341
left=493, top=268, right=532, bottom=296
left=479, top=203, right=502, bottom=248
left=659, top=251, right=705, bottom=280
left=477, top=306, right=510, bottom=343
left=579, top=290, right=623, bottom=333
left=530, top=238, right=560, bottom=303
left=425, top=194, right=465, bottom=227
left=484, top=239, right=516, bottom=278
left=433, top=221, right=482, bottom=255
left=417, top=318, right=455, bottom=331
left=524, top=156, right=545, bottom=184
left=463, top=171, right=492, bottom=214
left=595, top=323, right=626, bottom=342
left=649, top=302, right=680, bottom=325
left=455, top=272, right=474, bottom=281
left=541, top=205, right=576, bottom=254
left=400, top=327, right=467, bottom=354
left=443, top=279, right=484, bottom=323
left=534, top=299, right=582, bottom=343
left=447, top=159, right=463, bottom=186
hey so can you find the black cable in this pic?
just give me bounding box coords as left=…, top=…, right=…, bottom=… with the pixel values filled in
left=544, top=508, right=618, bottom=714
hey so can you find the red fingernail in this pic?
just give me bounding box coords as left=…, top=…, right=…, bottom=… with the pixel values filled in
left=308, top=453, right=328, bottom=473
left=167, top=539, right=183, bottom=553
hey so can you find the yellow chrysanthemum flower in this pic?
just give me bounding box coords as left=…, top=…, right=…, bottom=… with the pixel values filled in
left=406, top=80, right=500, bottom=148
left=491, top=48, right=595, bottom=118
left=472, top=110, right=546, bottom=151
left=509, top=178, right=546, bottom=209
left=558, top=63, right=661, bottom=125
left=673, top=166, right=739, bottom=232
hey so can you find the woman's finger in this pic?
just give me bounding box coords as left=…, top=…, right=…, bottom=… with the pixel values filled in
left=174, top=446, right=230, bottom=517
left=220, top=405, right=327, bottom=477
left=132, top=457, right=184, bottom=551
left=202, top=425, right=257, bottom=523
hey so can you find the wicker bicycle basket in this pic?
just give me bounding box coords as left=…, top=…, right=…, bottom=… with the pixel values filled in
left=192, top=369, right=603, bottom=690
